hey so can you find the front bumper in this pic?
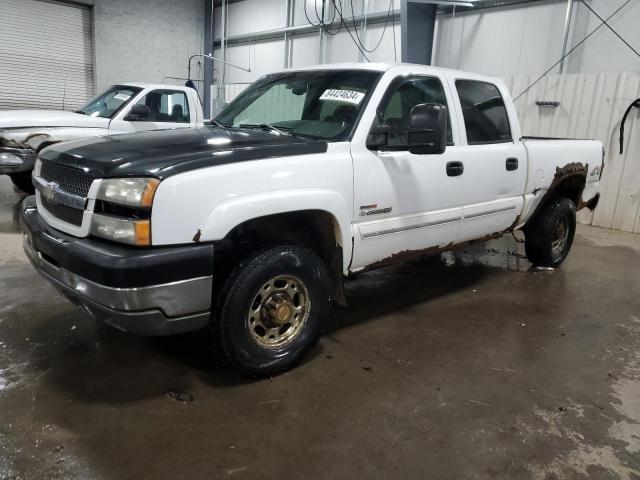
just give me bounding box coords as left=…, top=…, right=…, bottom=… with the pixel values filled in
left=0, top=147, right=36, bottom=174
left=20, top=196, right=214, bottom=335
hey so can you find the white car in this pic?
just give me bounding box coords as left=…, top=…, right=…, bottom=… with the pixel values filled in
left=0, top=83, right=204, bottom=192
left=21, top=63, right=603, bottom=376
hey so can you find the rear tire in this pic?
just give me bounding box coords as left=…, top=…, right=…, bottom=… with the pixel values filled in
left=212, top=244, right=331, bottom=377
left=9, top=172, right=35, bottom=194
left=524, top=197, right=576, bottom=268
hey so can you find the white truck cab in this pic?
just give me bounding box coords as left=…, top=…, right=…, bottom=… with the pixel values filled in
left=0, top=83, right=203, bottom=192
left=21, top=63, right=603, bottom=376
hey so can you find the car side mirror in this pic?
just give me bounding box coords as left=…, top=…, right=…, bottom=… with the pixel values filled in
left=125, top=104, right=151, bottom=121
left=407, top=103, right=448, bottom=155
left=366, top=125, right=389, bottom=150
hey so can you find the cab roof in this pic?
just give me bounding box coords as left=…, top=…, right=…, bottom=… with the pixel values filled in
left=276, top=62, right=501, bottom=83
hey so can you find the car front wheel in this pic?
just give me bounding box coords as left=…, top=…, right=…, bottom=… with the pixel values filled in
left=212, top=244, right=331, bottom=377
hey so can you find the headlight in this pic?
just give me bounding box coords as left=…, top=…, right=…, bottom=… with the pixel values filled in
left=0, top=150, right=24, bottom=166
left=0, top=147, right=36, bottom=168
left=90, top=214, right=150, bottom=246
left=96, top=178, right=160, bottom=207
left=91, top=177, right=159, bottom=246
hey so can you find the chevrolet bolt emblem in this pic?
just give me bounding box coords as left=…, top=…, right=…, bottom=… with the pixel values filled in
left=42, top=182, right=57, bottom=202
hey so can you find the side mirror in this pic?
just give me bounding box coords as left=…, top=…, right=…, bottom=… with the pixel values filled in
left=407, top=103, right=448, bottom=155
left=366, top=125, right=389, bottom=150
left=125, top=104, right=151, bottom=121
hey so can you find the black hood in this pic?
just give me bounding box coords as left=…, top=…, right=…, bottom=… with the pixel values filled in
left=39, top=127, right=328, bottom=179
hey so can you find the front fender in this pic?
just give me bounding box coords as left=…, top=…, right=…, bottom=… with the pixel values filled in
left=202, top=189, right=352, bottom=266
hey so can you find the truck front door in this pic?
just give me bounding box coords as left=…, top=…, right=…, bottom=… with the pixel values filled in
left=350, top=72, right=464, bottom=271
left=110, top=89, right=195, bottom=133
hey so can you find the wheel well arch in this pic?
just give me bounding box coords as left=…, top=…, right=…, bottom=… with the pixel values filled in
left=36, top=141, right=60, bottom=153
left=550, top=174, right=586, bottom=208
left=526, top=169, right=587, bottom=230
left=214, top=209, right=348, bottom=306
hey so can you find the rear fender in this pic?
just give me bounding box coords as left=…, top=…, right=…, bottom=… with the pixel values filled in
left=525, top=163, right=589, bottom=229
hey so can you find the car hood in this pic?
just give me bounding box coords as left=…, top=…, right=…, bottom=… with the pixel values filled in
left=38, top=127, right=328, bottom=179
left=0, top=110, right=109, bottom=130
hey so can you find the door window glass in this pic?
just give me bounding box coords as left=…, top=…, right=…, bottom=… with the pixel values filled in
left=455, top=80, right=511, bottom=144
left=133, top=90, right=190, bottom=123
left=378, top=76, right=453, bottom=146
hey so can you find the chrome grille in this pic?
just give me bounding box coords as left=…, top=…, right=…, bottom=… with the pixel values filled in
left=40, top=160, right=94, bottom=196
left=41, top=197, right=84, bottom=227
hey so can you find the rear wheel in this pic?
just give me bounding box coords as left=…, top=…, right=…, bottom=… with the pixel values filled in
left=9, top=172, right=34, bottom=194
left=524, top=197, right=576, bottom=268
left=212, top=244, right=331, bottom=377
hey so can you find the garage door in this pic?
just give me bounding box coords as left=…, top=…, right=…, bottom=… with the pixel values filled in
left=0, top=0, right=94, bottom=111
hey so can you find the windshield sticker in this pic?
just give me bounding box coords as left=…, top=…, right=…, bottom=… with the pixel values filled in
left=319, top=89, right=365, bottom=105
left=114, top=93, right=132, bottom=101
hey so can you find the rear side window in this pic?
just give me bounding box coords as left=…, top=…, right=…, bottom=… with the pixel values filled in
left=455, top=80, right=511, bottom=144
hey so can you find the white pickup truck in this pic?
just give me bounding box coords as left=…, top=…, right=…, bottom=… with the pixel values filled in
left=0, top=83, right=203, bottom=192
left=21, top=63, right=603, bottom=376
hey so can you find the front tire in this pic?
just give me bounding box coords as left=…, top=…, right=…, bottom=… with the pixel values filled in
left=9, top=172, right=35, bottom=194
left=524, top=197, right=576, bottom=268
left=212, top=244, right=331, bottom=377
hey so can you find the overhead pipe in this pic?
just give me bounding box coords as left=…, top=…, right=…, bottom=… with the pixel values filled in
left=219, top=0, right=227, bottom=103
left=283, top=0, right=294, bottom=68
left=559, top=0, right=574, bottom=73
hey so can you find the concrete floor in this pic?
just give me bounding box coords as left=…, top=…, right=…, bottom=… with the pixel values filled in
left=0, top=175, right=639, bottom=480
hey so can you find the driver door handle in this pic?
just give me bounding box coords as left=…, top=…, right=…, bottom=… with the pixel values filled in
left=446, top=161, right=464, bottom=177
left=506, top=157, right=519, bottom=171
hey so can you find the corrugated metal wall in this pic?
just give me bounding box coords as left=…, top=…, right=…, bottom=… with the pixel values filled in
left=504, top=72, right=640, bottom=234
left=224, top=83, right=250, bottom=103
left=0, top=0, right=94, bottom=111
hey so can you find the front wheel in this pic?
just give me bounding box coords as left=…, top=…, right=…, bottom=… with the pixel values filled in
left=524, top=197, right=576, bottom=268
left=9, top=172, right=35, bottom=194
left=212, top=244, right=331, bottom=377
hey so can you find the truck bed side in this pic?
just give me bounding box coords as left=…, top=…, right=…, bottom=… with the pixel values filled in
left=519, top=138, right=603, bottom=226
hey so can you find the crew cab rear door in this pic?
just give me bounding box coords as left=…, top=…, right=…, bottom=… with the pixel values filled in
left=445, top=76, right=526, bottom=242
left=109, top=88, right=195, bottom=133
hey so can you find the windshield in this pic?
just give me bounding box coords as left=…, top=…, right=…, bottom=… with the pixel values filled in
left=214, top=69, right=381, bottom=141
left=76, top=85, right=142, bottom=118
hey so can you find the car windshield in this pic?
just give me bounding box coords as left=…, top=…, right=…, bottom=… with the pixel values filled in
left=213, top=69, right=381, bottom=141
left=75, top=85, right=142, bottom=118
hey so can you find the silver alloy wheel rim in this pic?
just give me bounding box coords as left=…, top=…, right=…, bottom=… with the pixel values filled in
left=551, top=216, right=569, bottom=258
left=247, top=275, right=311, bottom=349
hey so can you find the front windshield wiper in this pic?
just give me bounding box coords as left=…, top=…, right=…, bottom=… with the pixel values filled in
left=238, top=123, right=294, bottom=136
left=73, top=109, right=86, bottom=115
left=236, top=123, right=324, bottom=141
left=208, top=120, right=231, bottom=128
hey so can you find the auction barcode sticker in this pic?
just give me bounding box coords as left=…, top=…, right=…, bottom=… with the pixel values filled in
left=319, top=89, right=365, bottom=105
left=114, top=93, right=132, bottom=101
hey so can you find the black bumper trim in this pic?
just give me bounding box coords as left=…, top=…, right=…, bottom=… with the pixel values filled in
left=20, top=195, right=214, bottom=289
